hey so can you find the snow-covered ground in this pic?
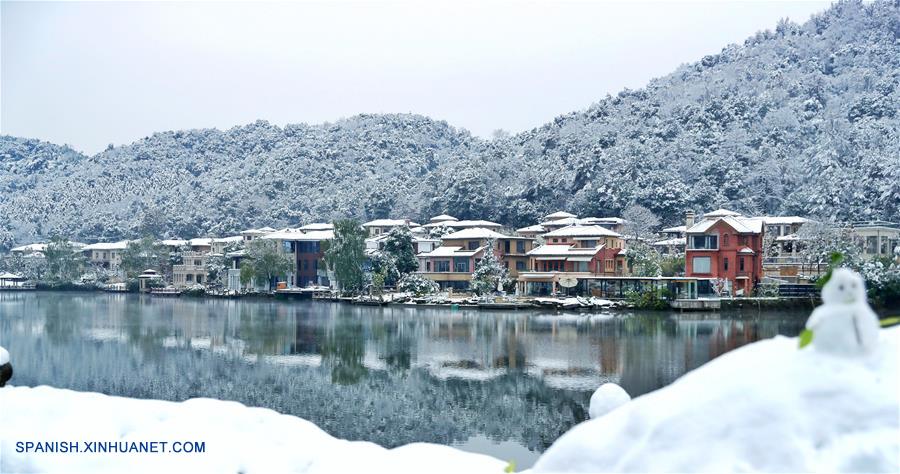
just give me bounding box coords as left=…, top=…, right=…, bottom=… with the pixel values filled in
left=2, top=327, right=898, bottom=473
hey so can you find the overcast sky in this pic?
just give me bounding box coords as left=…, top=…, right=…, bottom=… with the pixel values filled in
left=2, top=0, right=832, bottom=155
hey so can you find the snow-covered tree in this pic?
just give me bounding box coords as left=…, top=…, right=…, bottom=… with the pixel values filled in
left=470, top=240, right=509, bottom=295
left=382, top=226, right=418, bottom=275
left=325, top=219, right=367, bottom=294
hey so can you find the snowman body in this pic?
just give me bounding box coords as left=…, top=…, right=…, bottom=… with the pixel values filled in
left=806, top=268, right=880, bottom=356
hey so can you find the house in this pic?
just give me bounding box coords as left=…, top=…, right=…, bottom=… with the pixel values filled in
left=81, top=241, right=130, bottom=270
left=851, top=221, right=900, bottom=261
left=417, top=227, right=533, bottom=290
left=172, top=251, right=208, bottom=287
left=652, top=224, right=687, bottom=255
left=421, top=214, right=459, bottom=229
left=240, top=227, right=276, bottom=243
left=188, top=238, right=213, bottom=253
left=518, top=225, right=625, bottom=295
left=210, top=236, right=243, bottom=255
left=515, top=224, right=546, bottom=239
left=10, top=241, right=86, bottom=256
left=685, top=213, right=765, bottom=296
left=762, top=216, right=809, bottom=238
left=137, top=269, right=162, bottom=292
left=362, top=219, right=420, bottom=237
left=263, top=228, right=335, bottom=287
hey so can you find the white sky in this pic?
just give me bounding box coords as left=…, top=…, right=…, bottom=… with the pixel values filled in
left=1, top=0, right=832, bottom=155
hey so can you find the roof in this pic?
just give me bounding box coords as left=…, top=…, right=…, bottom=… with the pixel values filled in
left=526, top=244, right=603, bottom=259
left=419, top=245, right=485, bottom=258
left=363, top=219, right=420, bottom=227
left=261, top=229, right=334, bottom=241
left=448, top=219, right=503, bottom=228
left=11, top=243, right=47, bottom=253
left=661, top=225, right=687, bottom=233
left=0, top=272, right=24, bottom=279
left=429, top=214, right=458, bottom=223
left=543, top=225, right=621, bottom=238
left=298, top=223, right=334, bottom=231
left=583, top=217, right=626, bottom=225
left=703, top=208, right=742, bottom=218
left=738, top=247, right=756, bottom=254
left=652, top=237, right=686, bottom=247
left=211, top=236, right=243, bottom=243
left=189, top=238, right=212, bottom=246
left=240, top=227, right=275, bottom=236
left=540, top=216, right=580, bottom=227
left=544, top=211, right=577, bottom=221
left=775, top=233, right=802, bottom=242
left=761, top=216, right=810, bottom=225
left=82, top=241, right=130, bottom=251
left=159, top=239, right=188, bottom=247
left=516, top=224, right=546, bottom=234
left=686, top=216, right=763, bottom=234
left=442, top=227, right=508, bottom=240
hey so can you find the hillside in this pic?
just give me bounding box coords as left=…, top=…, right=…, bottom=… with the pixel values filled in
left=1, top=0, right=898, bottom=246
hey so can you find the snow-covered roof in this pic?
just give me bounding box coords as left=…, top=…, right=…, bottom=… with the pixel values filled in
left=544, top=211, right=577, bottom=221
left=363, top=219, right=420, bottom=227
left=761, top=216, right=810, bottom=225
left=419, top=245, right=485, bottom=258
left=516, top=224, right=546, bottom=234
left=442, top=227, right=510, bottom=240
left=543, top=225, right=621, bottom=238
left=661, top=225, right=687, bottom=233
left=738, top=247, right=756, bottom=254
left=159, top=239, right=188, bottom=247
left=0, top=272, right=24, bottom=279
left=583, top=217, right=626, bottom=225
left=775, top=233, right=802, bottom=242
left=540, top=216, right=580, bottom=227
left=298, top=223, right=334, bottom=231
left=703, top=208, right=743, bottom=218
left=652, top=237, right=686, bottom=247
left=262, top=229, right=334, bottom=241
left=211, top=236, right=243, bottom=243
left=11, top=243, right=47, bottom=253
left=527, top=244, right=603, bottom=259
left=686, top=216, right=763, bottom=234
left=292, top=230, right=335, bottom=241
left=189, top=238, right=212, bottom=246
left=82, top=241, right=130, bottom=251
left=429, top=214, right=458, bottom=223
left=448, top=219, right=503, bottom=229
left=240, top=227, right=276, bottom=236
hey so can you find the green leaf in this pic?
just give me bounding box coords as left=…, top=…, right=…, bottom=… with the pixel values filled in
left=880, top=316, right=900, bottom=328
left=798, top=329, right=814, bottom=349
left=504, top=460, right=516, bottom=473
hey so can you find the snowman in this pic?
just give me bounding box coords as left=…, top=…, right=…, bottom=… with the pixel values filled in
left=805, top=268, right=880, bottom=356
left=0, top=345, right=11, bottom=387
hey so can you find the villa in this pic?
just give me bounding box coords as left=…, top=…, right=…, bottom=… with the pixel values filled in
left=684, top=210, right=765, bottom=296
left=81, top=241, right=130, bottom=270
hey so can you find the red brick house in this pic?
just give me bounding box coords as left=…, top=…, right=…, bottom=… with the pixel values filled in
left=685, top=216, right=765, bottom=296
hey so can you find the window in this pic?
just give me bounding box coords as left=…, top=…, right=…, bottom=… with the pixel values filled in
left=197, top=275, right=203, bottom=284
left=574, top=261, right=588, bottom=272
left=866, top=236, right=878, bottom=254
left=516, top=261, right=525, bottom=271
left=426, top=261, right=432, bottom=272
left=468, top=241, right=479, bottom=250
left=881, top=237, right=889, bottom=255
left=690, top=235, right=718, bottom=250
left=739, top=235, right=748, bottom=246
left=605, top=259, right=614, bottom=272
left=516, top=241, right=525, bottom=253
left=454, top=257, right=469, bottom=273
left=435, top=260, right=450, bottom=272
left=504, top=240, right=511, bottom=253
left=723, top=234, right=729, bottom=247
left=692, top=256, right=712, bottom=273
left=186, top=274, right=194, bottom=282
left=724, top=257, right=729, bottom=271
left=581, top=240, right=597, bottom=248
left=739, top=257, right=745, bottom=272
left=194, top=259, right=202, bottom=266
left=551, top=238, right=559, bottom=243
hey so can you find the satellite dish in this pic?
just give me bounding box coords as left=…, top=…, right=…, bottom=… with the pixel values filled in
left=558, top=276, right=578, bottom=288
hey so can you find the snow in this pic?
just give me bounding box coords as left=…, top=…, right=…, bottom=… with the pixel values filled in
left=542, top=225, right=620, bottom=238
left=0, top=386, right=506, bottom=474
left=0, top=346, right=8, bottom=365
left=533, top=327, right=900, bottom=473
left=441, top=227, right=508, bottom=240
left=588, top=383, right=631, bottom=419
left=81, top=241, right=130, bottom=251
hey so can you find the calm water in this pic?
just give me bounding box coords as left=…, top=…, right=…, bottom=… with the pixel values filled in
left=0, top=292, right=807, bottom=467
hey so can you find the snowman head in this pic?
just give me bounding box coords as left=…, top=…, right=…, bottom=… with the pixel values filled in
left=821, top=268, right=867, bottom=305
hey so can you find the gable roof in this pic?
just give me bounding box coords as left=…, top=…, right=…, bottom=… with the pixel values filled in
left=703, top=208, right=742, bottom=218
left=363, top=219, right=420, bottom=227
left=298, top=223, right=334, bottom=231
left=429, top=214, right=458, bottom=223
left=516, top=224, right=546, bottom=234
left=419, top=245, right=486, bottom=258
left=544, top=211, right=577, bottom=221
left=687, top=216, right=764, bottom=234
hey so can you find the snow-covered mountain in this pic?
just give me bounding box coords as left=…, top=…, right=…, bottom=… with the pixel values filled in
left=1, top=0, right=898, bottom=247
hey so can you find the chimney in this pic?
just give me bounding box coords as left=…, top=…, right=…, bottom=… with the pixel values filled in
left=685, top=211, right=695, bottom=230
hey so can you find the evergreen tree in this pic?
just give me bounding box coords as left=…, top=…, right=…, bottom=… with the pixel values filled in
left=382, top=226, right=418, bottom=275
left=470, top=240, right=509, bottom=295
left=325, top=219, right=367, bottom=294
left=239, top=239, right=293, bottom=291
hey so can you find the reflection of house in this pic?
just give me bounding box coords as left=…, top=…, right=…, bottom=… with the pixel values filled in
left=851, top=221, right=900, bottom=261
left=82, top=241, right=130, bottom=270
left=172, top=251, right=208, bottom=287
left=685, top=211, right=764, bottom=296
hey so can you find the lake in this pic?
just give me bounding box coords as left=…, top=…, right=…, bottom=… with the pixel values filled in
left=0, top=292, right=808, bottom=467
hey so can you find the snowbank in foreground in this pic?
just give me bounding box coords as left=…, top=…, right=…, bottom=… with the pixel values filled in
left=534, top=327, right=900, bottom=473
left=0, top=386, right=506, bottom=474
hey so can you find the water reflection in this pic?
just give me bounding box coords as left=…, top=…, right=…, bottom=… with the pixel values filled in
left=0, top=292, right=806, bottom=466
